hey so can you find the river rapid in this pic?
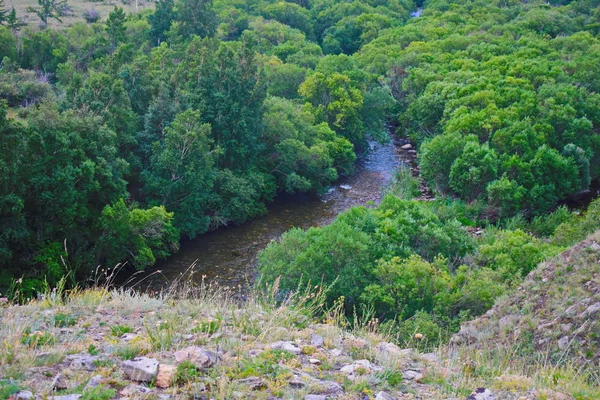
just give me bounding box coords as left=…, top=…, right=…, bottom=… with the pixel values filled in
left=137, top=139, right=403, bottom=290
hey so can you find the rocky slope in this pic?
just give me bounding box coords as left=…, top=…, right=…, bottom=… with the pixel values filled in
left=2, top=234, right=600, bottom=399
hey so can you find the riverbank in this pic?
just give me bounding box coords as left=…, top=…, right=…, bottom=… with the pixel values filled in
left=3, top=231, right=600, bottom=399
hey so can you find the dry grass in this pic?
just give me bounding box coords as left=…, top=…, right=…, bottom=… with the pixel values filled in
left=10, top=0, right=154, bottom=29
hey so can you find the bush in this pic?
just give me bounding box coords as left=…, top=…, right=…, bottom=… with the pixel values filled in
left=84, top=9, right=101, bottom=24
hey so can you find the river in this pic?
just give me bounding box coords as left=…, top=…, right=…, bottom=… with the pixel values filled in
left=136, top=139, right=403, bottom=290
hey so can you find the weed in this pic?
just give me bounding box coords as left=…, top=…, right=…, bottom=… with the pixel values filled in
left=54, top=313, right=77, bottom=328
left=21, top=329, right=55, bottom=348
left=110, top=325, right=134, bottom=337
left=81, top=386, right=116, bottom=400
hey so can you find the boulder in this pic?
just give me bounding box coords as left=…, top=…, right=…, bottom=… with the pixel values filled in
left=375, top=391, right=395, bottom=400
left=84, top=375, right=103, bottom=390
left=310, top=334, right=324, bottom=347
left=155, top=364, right=177, bottom=388
left=121, top=357, right=159, bottom=382
left=270, top=341, right=302, bottom=354
left=174, top=346, right=218, bottom=368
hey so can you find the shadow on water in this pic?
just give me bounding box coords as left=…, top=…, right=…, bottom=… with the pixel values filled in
left=134, top=140, right=402, bottom=290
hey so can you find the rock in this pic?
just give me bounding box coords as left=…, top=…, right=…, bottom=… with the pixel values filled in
left=270, top=341, right=301, bottom=354
left=309, top=358, right=322, bottom=365
left=557, top=336, right=569, bottom=350
left=120, top=384, right=153, bottom=396
left=345, top=338, right=367, bottom=349
left=403, top=370, right=424, bottom=381
left=121, top=333, right=138, bottom=341
left=340, top=359, right=380, bottom=374
left=375, top=391, right=395, bottom=400
left=48, top=396, right=82, bottom=400
left=66, top=354, right=99, bottom=371
left=305, top=396, right=327, bottom=400
left=174, top=346, right=219, bottom=368
left=467, top=388, right=495, bottom=400
left=583, top=302, right=600, bottom=317
left=420, top=352, right=441, bottom=363
left=311, top=380, right=344, bottom=396
left=15, top=391, right=34, bottom=400
left=235, top=377, right=265, bottom=390
left=590, top=242, right=600, bottom=251
left=401, top=143, right=412, bottom=150
left=289, top=380, right=307, bottom=389
left=376, top=342, right=411, bottom=359
left=52, top=374, right=69, bottom=390
left=121, top=357, right=159, bottom=382
left=310, top=334, right=324, bottom=347
left=84, top=375, right=103, bottom=390
left=155, top=364, right=177, bottom=388
left=330, top=349, right=342, bottom=357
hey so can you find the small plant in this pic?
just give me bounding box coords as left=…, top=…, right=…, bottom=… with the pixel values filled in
left=82, top=386, right=116, bottom=400
left=21, top=328, right=55, bottom=348
left=54, top=313, right=77, bottom=328
left=110, top=325, right=134, bottom=337
left=114, top=344, right=143, bottom=360
left=88, top=344, right=100, bottom=356
left=192, top=317, right=222, bottom=335
left=175, top=360, right=204, bottom=385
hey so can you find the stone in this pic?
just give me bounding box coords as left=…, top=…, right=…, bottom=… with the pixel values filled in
left=310, top=334, right=324, bottom=347
left=590, top=242, right=600, bottom=251
left=467, top=388, right=496, bottom=400
left=15, top=391, right=33, bottom=400
left=376, top=342, right=412, bottom=359
left=309, top=358, right=322, bottom=365
left=289, top=380, right=307, bottom=389
left=345, top=338, right=367, bottom=349
left=66, top=354, right=99, bottom=371
left=235, top=377, right=265, bottom=390
left=375, top=391, right=395, bottom=400
left=48, top=396, right=82, bottom=400
left=84, top=375, right=103, bottom=390
left=121, top=357, right=159, bottom=382
left=270, top=341, right=302, bottom=354
left=340, top=359, right=379, bottom=374
left=557, top=336, right=569, bottom=350
left=174, top=346, right=219, bottom=368
left=330, top=349, right=342, bottom=357
left=121, top=333, right=138, bottom=341
left=402, top=369, right=425, bottom=383
left=583, top=302, right=600, bottom=317
left=52, top=374, right=69, bottom=390
left=401, top=143, right=412, bottom=150
left=305, top=396, right=327, bottom=400
left=420, top=352, right=441, bottom=363
left=311, top=380, right=344, bottom=396
left=120, top=384, right=153, bottom=396
left=156, top=364, right=177, bottom=388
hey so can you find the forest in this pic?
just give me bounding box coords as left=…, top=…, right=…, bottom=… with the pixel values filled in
left=2, top=0, right=600, bottom=344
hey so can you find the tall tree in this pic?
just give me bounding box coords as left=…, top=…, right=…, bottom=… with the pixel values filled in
left=0, top=0, right=8, bottom=25
left=143, top=110, right=218, bottom=238
left=148, top=0, right=175, bottom=46
left=176, top=0, right=217, bottom=38
left=27, top=0, right=67, bottom=28
left=106, top=7, right=127, bottom=50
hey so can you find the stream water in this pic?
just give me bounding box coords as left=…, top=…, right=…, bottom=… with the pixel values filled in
left=137, top=140, right=403, bottom=290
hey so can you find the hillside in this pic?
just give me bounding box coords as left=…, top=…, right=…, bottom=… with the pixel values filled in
left=452, top=231, right=600, bottom=377
left=2, top=234, right=600, bottom=399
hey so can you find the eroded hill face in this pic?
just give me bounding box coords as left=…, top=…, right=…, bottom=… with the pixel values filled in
left=451, top=232, right=600, bottom=375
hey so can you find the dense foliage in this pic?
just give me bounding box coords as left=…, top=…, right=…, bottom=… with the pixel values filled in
left=0, top=0, right=410, bottom=290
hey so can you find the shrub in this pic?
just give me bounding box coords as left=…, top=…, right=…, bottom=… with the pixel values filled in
left=84, top=9, right=101, bottom=24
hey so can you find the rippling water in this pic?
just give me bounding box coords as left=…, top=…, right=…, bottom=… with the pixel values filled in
left=137, top=140, right=402, bottom=290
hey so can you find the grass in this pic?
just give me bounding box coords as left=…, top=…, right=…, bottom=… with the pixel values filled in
left=10, top=0, right=154, bottom=29
left=1, top=246, right=600, bottom=398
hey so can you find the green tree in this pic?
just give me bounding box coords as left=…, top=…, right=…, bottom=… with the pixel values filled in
left=143, top=109, right=218, bottom=238
left=148, top=0, right=175, bottom=46
left=299, top=72, right=365, bottom=150
left=176, top=0, right=217, bottom=38
left=27, top=0, right=67, bottom=28
left=106, top=7, right=127, bottom=50
left=0, top=0, right=8, bottom=24
left=449, top=142, right=499, bottom=201
left=97, top=199, right=179, bottom=270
